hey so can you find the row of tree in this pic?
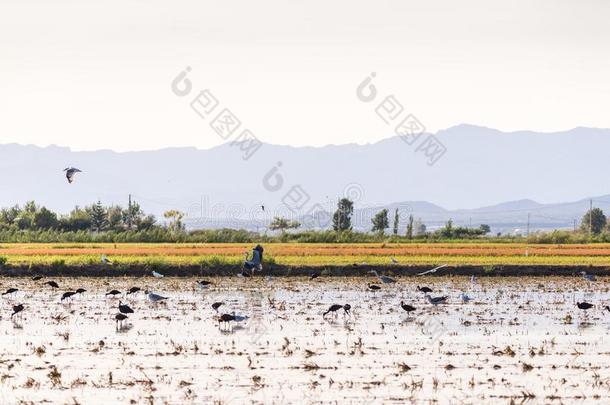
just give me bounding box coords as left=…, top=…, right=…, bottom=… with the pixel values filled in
left=0, top=201, right=186, bottom=233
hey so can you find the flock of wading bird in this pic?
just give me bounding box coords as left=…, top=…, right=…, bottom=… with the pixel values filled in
left=3, top=252, right=610, bottom=331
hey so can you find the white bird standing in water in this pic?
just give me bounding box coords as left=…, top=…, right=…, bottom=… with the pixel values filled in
left=233, top=313, right=249, bottom=324
left=152, top=271, right=164, bottom=278
left=146, top=291, right=168, bottom=302
left=368, top=270, right=396, bottom=284
left=101, top=255, right=112, bottom=265
left=460, top=292, right=472, bottom=303
left=426, top=294, right=448, bottom=305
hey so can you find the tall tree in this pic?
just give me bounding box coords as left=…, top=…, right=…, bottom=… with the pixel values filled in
left=414, top=217, right=426, bottom=236
left=581, top=208, right=606, bottom=234
left=33, top=207, right=59, bottom=229
left=123, top=201, right=143, bottom=230
left=88, top=201, right=108, bottom=232
left=61, top=206, right=92, bottom=231
left=164, top=210, right=185, bottom=232
left=392, top=209, right=399, bottom=235
left=332, top=198, right=354, bottom=232
left=269, top=216, right=301, bottom=234
left=0, top=205, right=21, bottom=226
left=406, top=214, right=414, bottom=239
left=107, top=206, right=124, bottom=230
left=371, top=208, right=389, bottom=234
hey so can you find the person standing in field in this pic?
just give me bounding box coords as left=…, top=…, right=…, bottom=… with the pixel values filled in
left=244, top=245, right=264, bottom=275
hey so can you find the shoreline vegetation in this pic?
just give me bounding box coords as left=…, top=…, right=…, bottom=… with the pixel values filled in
left=1, top=200, right=609, bottom=276
left=1, top=199, right=610, bottom=244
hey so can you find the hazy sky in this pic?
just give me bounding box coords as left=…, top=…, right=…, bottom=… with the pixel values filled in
left=1, top=0, right=609, bottom=151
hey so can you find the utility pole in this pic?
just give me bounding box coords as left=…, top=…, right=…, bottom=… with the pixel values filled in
left=573, top=218, right=577, bottom=232
left=526, top=213, right=530, bottom=237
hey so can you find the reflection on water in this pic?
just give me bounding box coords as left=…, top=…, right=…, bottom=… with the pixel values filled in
left=0, top=276, right=608, bottom=403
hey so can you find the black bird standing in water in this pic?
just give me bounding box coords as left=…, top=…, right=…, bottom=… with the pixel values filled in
left=417, top=286, right=432, bottom=294
left=2, top=288, right=18, bottom=296
left=115, top=313, right=128, bottom=328
left=118, top=301, right=134, bottom=314
left=31, top=275, right=43, bottom=281
left=106, top=290, right=121, bottom=297
left=218, top=313, right=235, bottom=330
left=368, top=284, right=381, bottom=291
left=323, top=304, right=351, bottom=318
left=76, top=288, right=86, bottom=294
left=45, top=281, right=59, bottom=289
left=11, top=304, right=24, bottom=318
left=400, top=301, right=416, bottom=315
left=127, top=287, right=141, bottom=295
left=577, top=302, right=594, bottom=311
left=310, top=272, right=320, bottom=280
left=61, top=291, right=77, bottom=301
left=212, top=302, right=224, bottom=312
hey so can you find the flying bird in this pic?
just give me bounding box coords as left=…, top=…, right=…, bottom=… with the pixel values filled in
left=416, top=264, right=448, bottom=276
left=63, top=167, right=82, bottom=184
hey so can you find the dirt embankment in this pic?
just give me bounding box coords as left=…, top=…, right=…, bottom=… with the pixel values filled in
left=0, top=264, right=608, bottom=277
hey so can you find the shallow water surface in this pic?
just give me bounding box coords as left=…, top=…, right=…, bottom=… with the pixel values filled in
left=0, top=276, right=609, bottom=403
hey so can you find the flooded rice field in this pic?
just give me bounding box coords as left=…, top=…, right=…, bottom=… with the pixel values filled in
left=0, top=276, right=609, bottom=404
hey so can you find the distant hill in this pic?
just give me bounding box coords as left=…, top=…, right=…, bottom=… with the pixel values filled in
left=1, top=124, right=609, bottom=234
